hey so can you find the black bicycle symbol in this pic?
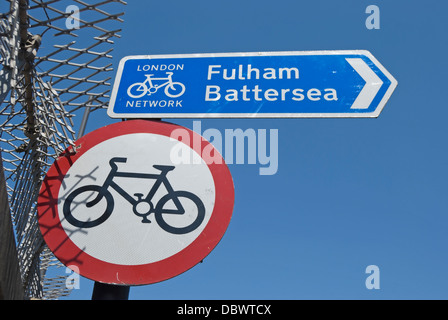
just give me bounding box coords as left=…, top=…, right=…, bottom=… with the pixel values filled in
left=63, top=157, right=205, bottom=235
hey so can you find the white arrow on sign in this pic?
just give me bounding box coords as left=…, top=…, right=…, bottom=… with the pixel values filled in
left=346, top=58, right=384, bottom=110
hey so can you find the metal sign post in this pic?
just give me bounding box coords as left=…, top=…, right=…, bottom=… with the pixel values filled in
left=92, top=282, right=130, bottom=300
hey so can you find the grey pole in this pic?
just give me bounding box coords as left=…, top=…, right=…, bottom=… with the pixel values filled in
left=77, top=106, right=91, bottom=139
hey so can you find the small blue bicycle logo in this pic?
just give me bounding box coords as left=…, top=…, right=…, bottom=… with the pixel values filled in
left=63, top=157, right=205, bottom=234
left=127, top=72, right=186, bottom=99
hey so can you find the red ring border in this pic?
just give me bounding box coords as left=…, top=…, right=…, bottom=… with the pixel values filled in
left=37, top=120, right=235, bottom=285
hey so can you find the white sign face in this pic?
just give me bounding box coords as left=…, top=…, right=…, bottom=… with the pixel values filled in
left=38, top=120, right=234, bottom=285
left=58, top=133, right=215, bottom=265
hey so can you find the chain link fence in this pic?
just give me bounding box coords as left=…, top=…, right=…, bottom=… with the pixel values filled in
left=0, top=0, right=126, bottom=299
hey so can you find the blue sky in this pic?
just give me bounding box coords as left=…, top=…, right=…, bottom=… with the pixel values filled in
left=60, top=0, right=448, bottom=300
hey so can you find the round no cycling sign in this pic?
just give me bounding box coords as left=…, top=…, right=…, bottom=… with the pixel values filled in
left=37, top=120, right=234, bottom=285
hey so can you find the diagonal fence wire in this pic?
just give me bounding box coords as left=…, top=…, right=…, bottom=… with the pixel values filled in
left=1, top=0, right=126, bottom=299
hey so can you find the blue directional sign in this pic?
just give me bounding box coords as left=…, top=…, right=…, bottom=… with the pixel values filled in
left=107, top=51, right=397, bottom=118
